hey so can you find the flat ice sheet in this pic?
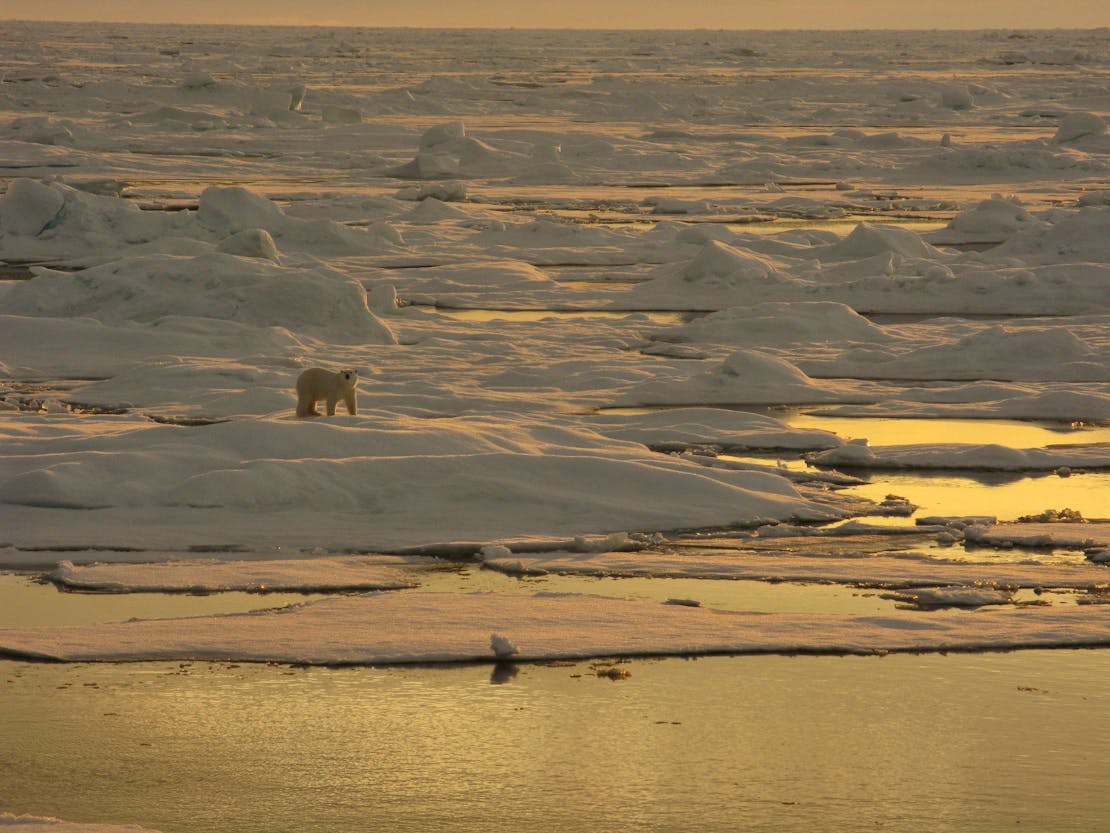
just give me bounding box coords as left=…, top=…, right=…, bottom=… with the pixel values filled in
left=477, top=549, right=1110, bottom=589
left=0, top=816, right=160, bottom=833
left=3, top=591, right=1110, bottom=664
left=970, top=522, right=1110, bottom=550
left=47, top=556, right=424, bottom=593
left=809, top=442, right=1110, bottom=471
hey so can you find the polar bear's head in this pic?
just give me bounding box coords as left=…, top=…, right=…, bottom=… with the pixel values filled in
left=339, top=369, right=359, bottom=390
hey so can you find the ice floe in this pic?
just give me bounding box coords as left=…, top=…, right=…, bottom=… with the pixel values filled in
left=3, top=591, right=1110, bottom=664
left=48, top=556, right=425, bottom=593
left=476, top=548, right=1110, bottom=590
left=808, top=441, right=1110, bottom=471
left=0, top=815, right=162, bottom=833
left=3, top=21, right=1110, bottom=666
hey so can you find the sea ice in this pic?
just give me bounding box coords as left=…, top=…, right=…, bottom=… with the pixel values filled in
left=3, top=22, right=1110, bottom=661
left=2, top=590, right=1109, bottom=664
left=48, top=556, right=424, bottom=593
left=476, top=548, right=1110, bottom=590
left=0, top=815, right=162, bottom=833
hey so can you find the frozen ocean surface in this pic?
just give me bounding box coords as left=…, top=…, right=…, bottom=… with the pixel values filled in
left=2, top=20, right=1109, bottom=832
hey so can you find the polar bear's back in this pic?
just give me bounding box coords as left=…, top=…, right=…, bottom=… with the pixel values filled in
left=298, top=367, right=358, bottom=393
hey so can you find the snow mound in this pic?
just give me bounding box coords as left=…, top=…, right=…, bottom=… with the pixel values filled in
left=990, top=207, right=1110, bottom=264
left=619, top=350, right=852, bottom=406
left=655, top=301, right=892, bottom=347
left=588, top=407, right=842, bottom=451
left=939, top=85, right=974, bottom=110
left=3, top=590, right=1110, bottom=664
left=420, top=121, right=467, bottom=150
left=812, top=325, right=1106, bottom=382
left=818, top=222, right=941, bottom=260
left=0, top=182, right=399, bottom=262
left=928, top=195, right=1045, bottom=244
left=0, top=180, right=170, bottom=262
left=407, top=197, right=473, bottom=224
left=196, top=185, right=285, bottom=234
left=215, top=228, right=281, bottom=261
left=682, top=240, right=782, bottom=285
left=1053, top=112, right=1106, bottom=144
left=2, top=253, right=396, bottom=344
left=719, top=350, right=813, bottom=385
left=0, top=178, right=65, bottom=236
left=0, top=415, right=848, bottom=547
left=197, top=186, right=400, bottom=254
left=0, top=314, right=303, bottom=380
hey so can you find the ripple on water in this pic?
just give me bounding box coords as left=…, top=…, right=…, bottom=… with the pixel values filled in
left=3, top=650, right=1110, bottom=833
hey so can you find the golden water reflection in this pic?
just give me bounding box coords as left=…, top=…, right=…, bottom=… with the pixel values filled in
left=846, top=472, right=1110, bottom=524
left=3, top=651, right=1109, bottom=833
left=785, top=414, right=1110, bottom=448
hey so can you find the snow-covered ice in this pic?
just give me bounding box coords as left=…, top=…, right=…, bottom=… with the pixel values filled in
left=476, top=547, right=1110, bottom=590
left=3, top=590, right=1110, bottom=664
left=47, top=556, right=424, bottom=593
left=2, top=22, right=1110, bottom=666
left=0, top=815, right=161, bottom=833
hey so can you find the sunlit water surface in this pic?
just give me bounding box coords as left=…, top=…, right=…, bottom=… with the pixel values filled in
left=3, top=652, right=1109, bottom=833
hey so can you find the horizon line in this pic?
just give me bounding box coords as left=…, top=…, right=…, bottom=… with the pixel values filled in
left=4, top=18, right=1109, bottom=33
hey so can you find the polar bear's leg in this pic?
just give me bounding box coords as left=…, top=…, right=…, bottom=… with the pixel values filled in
left=343, top=391, right=357, bottom=416
left=296, top=394, right=320, bottom=417
left=326, top=396, right=339, bottom=416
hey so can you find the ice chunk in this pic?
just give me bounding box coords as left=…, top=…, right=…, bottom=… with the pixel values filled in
left=196, top=186, right=285, bottom=235
left=215, top=228, right=281, bottom=261
left=420, top=121, right=467, bottom=150
left=819, top=222, right=940, bottom=260
left=929, top=195, right=1044, bottom=244
left=682, top=240, right=781, bottom=285
left=1053, top=112, right=1105, bottom=143
left=883, top=585, right=1015, bottom=610
left=940, top=85, right=973, bottom=110
left=490, top=633, right=518, bottom=658
left=0, top=178, right=65, bottom=236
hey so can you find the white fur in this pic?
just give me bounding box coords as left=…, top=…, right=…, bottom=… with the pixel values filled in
left=295, top=368, right=358, bottom=417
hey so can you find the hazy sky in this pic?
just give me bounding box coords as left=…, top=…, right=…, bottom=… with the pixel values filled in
left=4, top=1, right=1109, bottom=29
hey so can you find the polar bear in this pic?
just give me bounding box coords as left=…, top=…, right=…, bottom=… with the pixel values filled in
left=295, top=367, right=358, bottom=417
